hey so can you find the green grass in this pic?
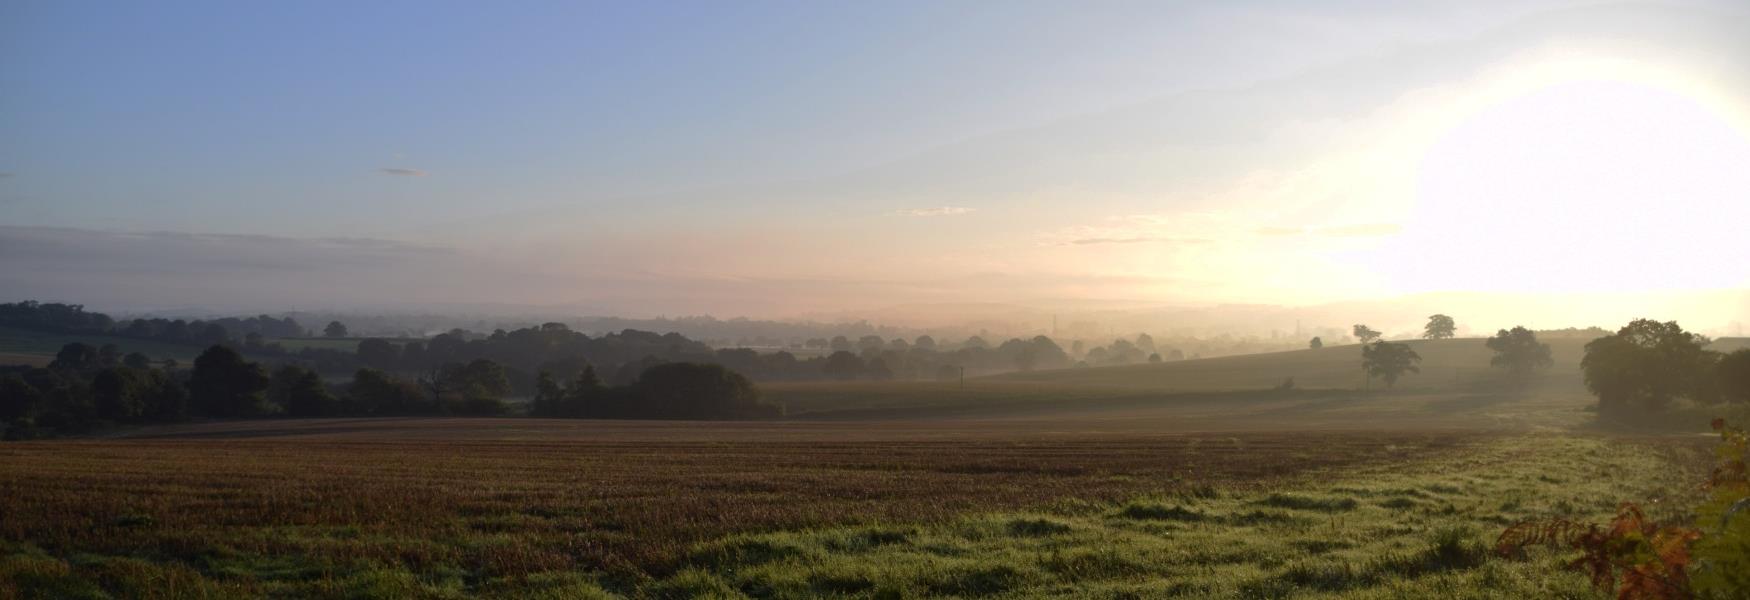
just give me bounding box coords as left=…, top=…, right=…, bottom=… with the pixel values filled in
left=642, top=434, right=1707, bottom=599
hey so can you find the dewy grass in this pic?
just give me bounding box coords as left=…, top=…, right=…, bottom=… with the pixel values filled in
left=642, top=435, right=1705, bottom=599
left=0, top=431, right=1705, bottom=598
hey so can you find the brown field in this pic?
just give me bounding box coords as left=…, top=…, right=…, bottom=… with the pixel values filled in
left=0, top=418, right=1476, bottom=594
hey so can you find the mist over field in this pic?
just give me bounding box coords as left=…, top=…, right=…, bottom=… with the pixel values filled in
left=3, top=1, right=1749, bottom=598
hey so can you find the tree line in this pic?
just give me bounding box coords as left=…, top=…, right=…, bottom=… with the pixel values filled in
left=1343, top=314, right=1750, bottom=423
left=0, top=343, right=778, bottom=439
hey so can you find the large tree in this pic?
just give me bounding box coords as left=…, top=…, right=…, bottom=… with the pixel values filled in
left=1352, top=324, right=1382, bottom=344
left=1581, top=319, right=1716, bottom=416
left=1361, top=341, right=1421, bottom=388
left=188, top=345, right=271, bottom=417
left=632, top=362, right=771, bottom=419
left=269, top=365, right=338, bottom=417
left=1484, top=326, right=1553, bottom=379
left=1423, top=314, right=1456, bottom=340
left=323, top=320, right=349, bottom=338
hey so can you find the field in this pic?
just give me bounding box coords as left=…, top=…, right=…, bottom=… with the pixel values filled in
left=0, top=336, right=1736, bottom=598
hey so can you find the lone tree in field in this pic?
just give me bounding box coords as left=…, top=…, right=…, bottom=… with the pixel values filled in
left=1361, top=341, right=1421, bottom=388
left=1309, top=337, right=1323, bottom=349
left=323, top=320, right=349, bottom=338
left=1352, top=324, right=1382, bottom=344
left=1484, top=326, right=1553, bottom=380
left=1581, top=319, right=1716, bottom=417
left=1423, top=314, right=1456, bottom=339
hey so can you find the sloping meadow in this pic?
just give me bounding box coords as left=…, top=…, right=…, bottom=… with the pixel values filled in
left=653, top=435, right=1706, bottom=599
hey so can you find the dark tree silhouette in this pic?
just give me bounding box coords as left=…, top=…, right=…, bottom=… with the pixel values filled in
left=1583, top=319, right=1715, bottom=416
left=349, top=368, right=428, bottom=415
left=1361, top=341, right=1421, bottom=388
left=269, top=365, right=337, bottom=417
left=1423, top=314, right=1456, bottom=339
left=323, top=321, right=349, bottom=338
left=1484, top=326, right=1553, bottom=380
left=1309, top=337, right=1323, bottom=349
left=188, top=345, right=271, bottom=417
left=1352, top=324, right=1382, bottom=344
left=48, top=343, right=100, bottom=373
left=632, top=362, right=772, bottom=419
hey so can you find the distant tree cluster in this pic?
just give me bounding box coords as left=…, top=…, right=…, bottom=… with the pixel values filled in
left=0, top=340, right=779, bottom=439
left=1360, top=341, right=1421, bottom=388
left=1076, top=334, right=1180, bottom=367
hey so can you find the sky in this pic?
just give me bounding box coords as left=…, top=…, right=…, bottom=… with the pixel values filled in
left=2, top=1, right=1748, bottom=331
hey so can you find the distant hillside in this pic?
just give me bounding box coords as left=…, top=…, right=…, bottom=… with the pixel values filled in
left=986, top=337, right=1595, bottom=392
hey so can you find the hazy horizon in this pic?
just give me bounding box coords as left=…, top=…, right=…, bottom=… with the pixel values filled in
left=5, top=1, right=1748, bottom=327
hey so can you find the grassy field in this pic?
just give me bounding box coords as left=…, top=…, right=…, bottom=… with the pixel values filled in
left=0, top=418, right=1712, bottom=598
left=0, top=420, right=1474, bottom=598
left=0, top=334, right=1737, bottom=598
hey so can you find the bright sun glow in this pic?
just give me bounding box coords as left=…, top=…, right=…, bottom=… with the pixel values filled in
left=1366, top=53, right=1750, bottom=298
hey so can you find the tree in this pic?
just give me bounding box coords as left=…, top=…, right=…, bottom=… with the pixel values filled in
left=349, top=368, right=427, bottom=415
left=48, top=343, right=100, bottom=373
left=529, top=371, right=565, bottom=417
left=269, top=365, right=338, bottom=417
left=1361, top=341, right=1421, bottom=388
left=439, top=359, right=511, bottom=415
left=1424, top=314, right=1456, bottom=340
left=632, top=362, right=771, bottom=419
left=1352, top=324, right=1382, bottom=344
left=1309, top=337, right=1323, bottom=349
left=188, top=345, right=271, bottom=417
left=0, top=374, right=43, bottom=424
left=1582, top=319, right=1716, bottom=416
left=1485, top=326, right=1553, bottom=379
left=822, top=351, right=863, bottom=380
left=1718, top=349, right=1750, bottom=405
left=565, top=365, right=603, bottom=417
left=963, top=335, right=989, bottom=349
left=91, top=367, right=149, bottom=421
left=1148, top=353, right=1162, bottom=363
left=357, top=338, right=398, bottom=370
left=913, top=335, right=936, bottom=351
left=324, top=321, right=349, bottom=338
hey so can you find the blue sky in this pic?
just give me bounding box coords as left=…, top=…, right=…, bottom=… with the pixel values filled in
left=3, top=1, right=1748, bottom=330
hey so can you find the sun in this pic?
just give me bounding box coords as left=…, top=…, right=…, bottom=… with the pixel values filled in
left=1367, top=55, right=1750, bottom=297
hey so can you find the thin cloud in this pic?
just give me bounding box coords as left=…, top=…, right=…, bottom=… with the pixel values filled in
left=378, top=167, right=428, bottom=177
left=1316, top=223, right=1401, bottom=237
left=893, top=206, right=975, bottom=217
left=1066, top=236, right=1212, bottom=246
left=1256, top=226, right=1305, bottom=236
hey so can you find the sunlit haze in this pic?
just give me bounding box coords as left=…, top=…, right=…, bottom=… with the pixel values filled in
left=3, top=0, right=1747, bottom=334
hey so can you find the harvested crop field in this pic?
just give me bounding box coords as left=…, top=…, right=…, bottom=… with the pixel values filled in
left=0, top=419, right=1477, bottom=596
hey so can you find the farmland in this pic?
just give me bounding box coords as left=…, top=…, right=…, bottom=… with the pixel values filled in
left=1, top=420, right=1486, bottom=598
left=0, top=336, right=1737, bottom=598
